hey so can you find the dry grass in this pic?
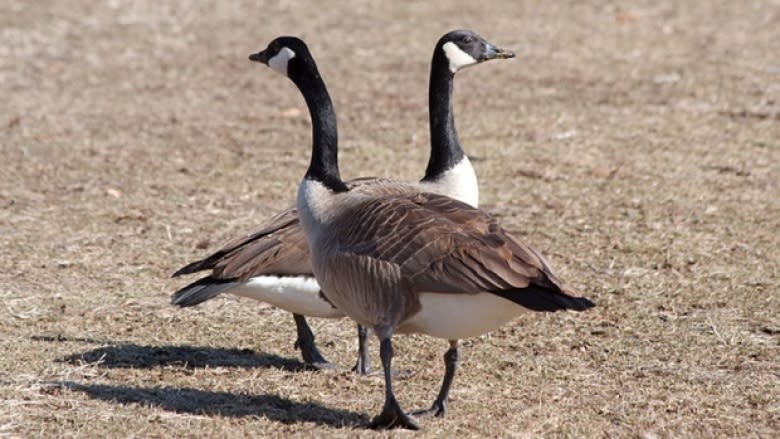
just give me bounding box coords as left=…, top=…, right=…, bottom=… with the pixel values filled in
left=2, top=0, right=779, bottom=437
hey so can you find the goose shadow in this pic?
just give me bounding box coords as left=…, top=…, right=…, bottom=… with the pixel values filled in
left=42, top=337, right=306, bottom=371
left=55, top=381, right=368, bottom=427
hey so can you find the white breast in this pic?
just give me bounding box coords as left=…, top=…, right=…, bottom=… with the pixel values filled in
left=228, top=275, right=344, bottom=318
left=297, top=178, right=368, bottom=241
left=296, top=178, right=334, bottom=245
left=419, top=156, right=479, bottom=207
left=398, top=292, right=523, bottom=339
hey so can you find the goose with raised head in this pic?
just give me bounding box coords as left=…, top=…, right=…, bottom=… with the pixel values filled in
left=170, top=30, right=514, bottom=372
left=252, top=38, right=597, bottom=429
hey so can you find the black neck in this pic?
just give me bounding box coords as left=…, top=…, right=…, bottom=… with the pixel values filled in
left=423, top=50, right=465, bottom=181
left=289, top=61, right=348, bottom=192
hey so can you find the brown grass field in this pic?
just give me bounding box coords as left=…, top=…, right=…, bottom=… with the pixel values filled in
left=2, top=0, right=779, bottom=437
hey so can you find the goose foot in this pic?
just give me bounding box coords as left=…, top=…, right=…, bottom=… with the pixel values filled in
left=293, top=314, right=334, bottom=370
left=368, top=336, right=420, bottom=430
left=369, top=399, right=420, bottom=430
left=412, top=342, right=459, bottom=418
left=294, top=338, right=333, bottom=370
left=412, top=401, right=446, bottom=418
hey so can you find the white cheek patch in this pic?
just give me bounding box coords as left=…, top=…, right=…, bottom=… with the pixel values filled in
left=442, top=41, right=477, bottom=73
left=268, top=47, right=296, bottom=75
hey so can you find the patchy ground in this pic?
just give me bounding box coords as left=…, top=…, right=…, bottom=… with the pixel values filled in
left=1, top=0, right=778, bottom=437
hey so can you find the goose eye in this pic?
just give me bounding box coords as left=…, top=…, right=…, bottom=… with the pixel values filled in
left=462, top=36, right=474, bottom=44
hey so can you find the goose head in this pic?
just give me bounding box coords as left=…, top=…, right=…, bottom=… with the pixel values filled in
left=437, top=29, right=515, bottom=74
left=249, top=36, right=316, bottom=80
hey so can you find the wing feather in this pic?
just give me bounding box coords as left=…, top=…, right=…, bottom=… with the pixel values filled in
left=172, top=176, right=418, bottom=281
left=329, top=192, right=586, bottom=305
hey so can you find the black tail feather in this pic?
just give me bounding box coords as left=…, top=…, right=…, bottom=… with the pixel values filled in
left=492, top=285, right=595, bottom=312
left=172, top=255, right=223, bottom=277
left=171, top=276, right=238, bottom=307
left=172, top=261, right=203, bottom=277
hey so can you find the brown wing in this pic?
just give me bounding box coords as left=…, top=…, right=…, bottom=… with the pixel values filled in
left=173, top=176, right=418, bottom=281
left=172, top=207, right=311, bottom=280
left=330, top=192, right=589, bottom=305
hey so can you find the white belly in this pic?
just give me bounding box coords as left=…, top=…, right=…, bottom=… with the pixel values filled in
left=228, top=275, right=344, bottom=318
left=399, top=292, right=523, bottom=339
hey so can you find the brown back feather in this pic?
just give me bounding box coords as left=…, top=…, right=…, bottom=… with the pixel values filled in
left=329, top=192, right=575, bottom=297
left=174, top=176, right=417, bottom=281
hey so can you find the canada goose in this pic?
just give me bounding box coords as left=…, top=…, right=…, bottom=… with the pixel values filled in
left=171, top=30, right=514, bottom=372
left=247, top=39, right=596, bottom=429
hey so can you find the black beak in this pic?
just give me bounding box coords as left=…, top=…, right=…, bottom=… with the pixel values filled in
left=483, top=43, right=516, bottom=61
left=249, top=50, right=269, bottom=64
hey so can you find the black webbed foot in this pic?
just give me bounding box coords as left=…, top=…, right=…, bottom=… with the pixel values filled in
left=369, top=399, right=420, bottom=430
left=293, top=314, right=334, bottom=370
left=412, top=400, right=446, bottom=418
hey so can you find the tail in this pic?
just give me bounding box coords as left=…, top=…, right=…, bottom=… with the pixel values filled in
left=492, top=284, right=595, bottom=312
left=172, top=256, right=221, bottom=277
left=171, top=276, right=238, bottom=307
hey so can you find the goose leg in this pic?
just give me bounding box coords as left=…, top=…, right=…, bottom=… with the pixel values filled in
left=353, top=326, right=415, bottom=378
left=292, top=313, right=333, bottom=369
left=413, top=339, right=459, bottom=418
left=351, top=324, right=371, bottom=375
left=368, top=337, right=420, bottom=430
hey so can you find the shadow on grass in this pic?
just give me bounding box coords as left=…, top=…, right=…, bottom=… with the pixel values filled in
left=46, top=338, right=306, bottom=371
left=56, top=381, right=368, bottom=427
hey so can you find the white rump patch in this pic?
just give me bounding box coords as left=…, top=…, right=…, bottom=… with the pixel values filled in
left=442, top=41, right=478, bottom=73
left=399, top=292, right=523, bottom=339
left=228, top=275, right=344, bottom=318
left=268, top=47, right=296, bottom=75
